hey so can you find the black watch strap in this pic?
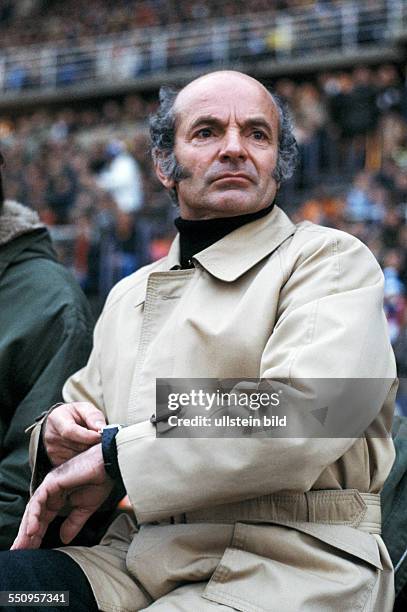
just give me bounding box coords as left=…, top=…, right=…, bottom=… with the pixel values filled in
left=101, top=425, right=122, bottom=480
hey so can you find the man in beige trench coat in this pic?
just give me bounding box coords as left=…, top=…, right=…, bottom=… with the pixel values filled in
left=6, top=71, right=397, bottom=612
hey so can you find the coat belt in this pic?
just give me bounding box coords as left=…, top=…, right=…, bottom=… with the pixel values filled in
left=170, top=490, right=381, bottom=534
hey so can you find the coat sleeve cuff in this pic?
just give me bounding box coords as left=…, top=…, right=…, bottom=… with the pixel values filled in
left=116, top=420, right=157, bottom=522
left=27, top=403, right=63, bottom=495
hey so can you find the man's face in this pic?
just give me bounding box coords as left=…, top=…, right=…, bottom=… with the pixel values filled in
left=156, top=72, right=280, bottom=220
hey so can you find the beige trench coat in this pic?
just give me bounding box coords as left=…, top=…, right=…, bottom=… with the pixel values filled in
left=30, top=206, right=397, bottom=612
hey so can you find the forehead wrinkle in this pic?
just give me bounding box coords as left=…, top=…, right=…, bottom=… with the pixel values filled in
left=173, top=74, right=280, bottom=137
left=182, top=97, right=276, bottom=122
left=187, top=114, right=275, bottom=137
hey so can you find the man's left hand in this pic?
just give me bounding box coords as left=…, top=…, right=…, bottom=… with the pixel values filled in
left=11, top=443, right=114, bottom=550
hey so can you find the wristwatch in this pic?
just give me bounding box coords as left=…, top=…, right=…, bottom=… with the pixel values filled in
left=100, top=424, right=122, bottom=480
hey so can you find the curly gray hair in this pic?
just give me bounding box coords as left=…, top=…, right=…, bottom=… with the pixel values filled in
left=149, top=84, right=298, bottom=204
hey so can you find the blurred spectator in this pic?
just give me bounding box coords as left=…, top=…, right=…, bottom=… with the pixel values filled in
left=328, top=67, right=379, bottom=172
left=292, top=83, right=328, bottom=187
left=393, top=309, right=407, bottom=415
left=346, top=171, right=376, bottom=222
left=383, top=253, right=405, bottom=344
left=376, top=64, right=404, bottom=116
left=96, top=140, right=144, bottom=213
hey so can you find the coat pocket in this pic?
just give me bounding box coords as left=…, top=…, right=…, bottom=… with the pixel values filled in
left=125, top=522, right=234, bottom=601
left=202, top=521, right=385, bottom=612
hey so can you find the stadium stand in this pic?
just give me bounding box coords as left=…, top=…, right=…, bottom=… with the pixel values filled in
left=0, top=0, right=405, bottom=104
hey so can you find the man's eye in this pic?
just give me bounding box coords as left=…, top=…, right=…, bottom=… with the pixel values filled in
left=196, top=128, right=213, bottom=138
left=252, top=130, right=267, bottom=140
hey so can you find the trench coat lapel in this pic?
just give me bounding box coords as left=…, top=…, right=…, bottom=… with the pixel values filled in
left=166, top=205, right=296, bottom=282
left=194, top=205, right=295, bottom=281
left=134, top=205, right=295, bottom=307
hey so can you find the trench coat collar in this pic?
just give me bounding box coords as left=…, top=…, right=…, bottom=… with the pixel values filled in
left=166, top=205, right=296, bottom=282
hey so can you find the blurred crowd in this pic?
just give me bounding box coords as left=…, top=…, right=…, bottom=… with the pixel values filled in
left=0, top=0, right=396, bottom=93
left=0, top=0, right=365, bottom=47
left=1, top=62, right=407, bottom=385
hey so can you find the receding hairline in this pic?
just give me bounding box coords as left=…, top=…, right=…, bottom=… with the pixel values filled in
left=173, top=71, right=278, bottom=117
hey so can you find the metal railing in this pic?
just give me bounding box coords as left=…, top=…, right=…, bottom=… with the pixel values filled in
left=0, top=0, right=405, bottom=96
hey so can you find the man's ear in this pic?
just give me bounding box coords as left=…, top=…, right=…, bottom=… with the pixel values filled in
left=154, top=159, right=175, bottom=190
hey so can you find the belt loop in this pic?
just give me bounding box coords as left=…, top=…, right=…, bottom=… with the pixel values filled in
left=350, top=490, right=367, bottom=527
left=304, top=491, right=313, bottom=522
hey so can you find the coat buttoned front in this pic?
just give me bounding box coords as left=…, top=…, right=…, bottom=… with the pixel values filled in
left=30, top=205, right=397, bottom=611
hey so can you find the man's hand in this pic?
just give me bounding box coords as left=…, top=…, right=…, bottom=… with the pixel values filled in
left=43, top=402, right=106, bottom=466
left=11, top=443, right=113, bottom=550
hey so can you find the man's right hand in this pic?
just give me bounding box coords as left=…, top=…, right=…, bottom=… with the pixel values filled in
left=12, top=443, right=113, bottom=549
left=43, top=402, right=106, bottom=466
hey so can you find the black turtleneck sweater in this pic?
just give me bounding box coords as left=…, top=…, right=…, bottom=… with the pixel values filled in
left=174, top=203, right=274, bottom=269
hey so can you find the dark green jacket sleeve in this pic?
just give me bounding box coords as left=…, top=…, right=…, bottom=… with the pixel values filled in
left=0, top=271, right=93, bottom=549
left=381, top=414, right=407, bottom=597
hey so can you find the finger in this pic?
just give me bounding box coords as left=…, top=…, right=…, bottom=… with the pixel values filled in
left=61, top=439, right=94, bottom=452
left=26, top=476, right=66, bottom=538
left=59, top=507, right=94, bottom=544
left=67, top=483, right=111, bottom=510
left=27, top=534, right=43, bottom=549
left=46, top=402, right=104, bottom=440
left=12, top=532, right=43, bottom=551
left=26, top=491, right=50, bottom=537
left=11, top=506, right=31, bottom=550
left=50, top=439, right=94, bottom=454
left=45, top=436, right=98, bottom=468
left=25, top=501, right=41, bottom=537
left=50, top=419, right=101, bottom=446
left=26, top=493, right=52, bottom=538
left=44, top=445, right=105, bottom=495
left=11, top=493, right=52, bottom=551
left=71, top=402, right=107, bottom=432
left=12, top=455, right=95, bottom=550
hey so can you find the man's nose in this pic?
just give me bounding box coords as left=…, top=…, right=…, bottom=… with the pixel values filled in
left=218, top=130, right=247, bottom=162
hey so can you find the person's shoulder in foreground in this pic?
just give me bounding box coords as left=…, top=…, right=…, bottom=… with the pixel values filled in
left=0, top=191, right=94, bottom=549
